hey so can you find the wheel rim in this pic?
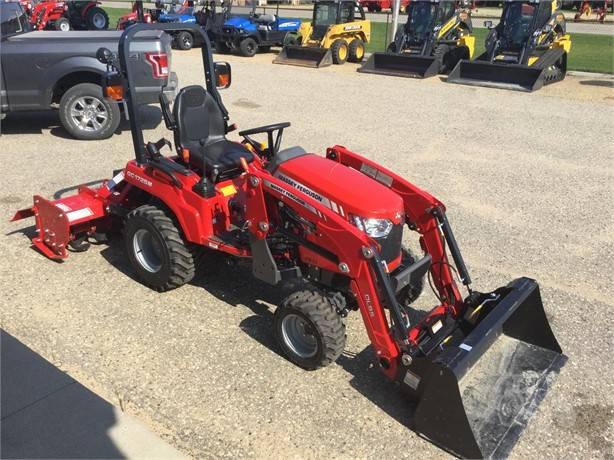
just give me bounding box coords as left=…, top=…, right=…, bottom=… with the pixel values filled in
left=247, top=41, right=255, bottom=53
left=183, top=34, right=192, bottom=47
left=356, top=44, right=364, bottom=59
left=60, top=21, right=69, bottom=31
left=132, top=229, right=163, bottom=273
left=92, top=12, right=106, bottom=29
left=281, top=314, right=318, bottom=359
left=339, top=44, right=347, bottom=61
left=69, top=96, right=108, bottom=133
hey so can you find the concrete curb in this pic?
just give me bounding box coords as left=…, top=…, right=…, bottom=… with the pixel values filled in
left=1, top=330, right=189, bottom=460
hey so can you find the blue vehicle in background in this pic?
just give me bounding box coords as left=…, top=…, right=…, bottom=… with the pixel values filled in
left=214, top=1, right=301, bottom=57
left=156, top=0, right=231, bottom=50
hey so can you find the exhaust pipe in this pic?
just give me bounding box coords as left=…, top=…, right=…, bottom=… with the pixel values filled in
left=358, top=52, right=440, bottom=78
left=447, top=59, right=547, bottom=92
left=399, top=278, right=566, bottom=458
left=273, top=45, right=333, bottom=68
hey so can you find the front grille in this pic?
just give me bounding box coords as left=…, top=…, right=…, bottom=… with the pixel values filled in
left=377, top=223, right=403, bottom=264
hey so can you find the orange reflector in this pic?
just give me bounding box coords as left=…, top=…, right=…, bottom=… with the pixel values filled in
left=105, top=85, right=124, bottom=101
left=181, top=148, right=190, bottom=162
left=217, top=73, right=230, bottom=88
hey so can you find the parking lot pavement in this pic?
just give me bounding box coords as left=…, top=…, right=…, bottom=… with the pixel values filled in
left=1, top=51, right=613, bottom=459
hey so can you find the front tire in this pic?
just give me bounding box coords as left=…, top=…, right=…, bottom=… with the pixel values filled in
left=216, top=40, right=232, bottom=54
left=330, top=39, right=348, bottom=65
left=55, top=17, right=71, bottom=31
left=174, top=31, right=194, bottom=50
left=274, top=289, right=346, bottom=370
left=396, top=246, right=425, bottom=307
left=239, top=37, right=258, bottom=57
left=124, top=204, right=196, bottom=292
left=58, top=83, right=120, bottom=140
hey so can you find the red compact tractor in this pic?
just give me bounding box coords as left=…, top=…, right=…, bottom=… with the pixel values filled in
left=12, top=23, right=566, bottom=459
left=31, top=0, right=109, bottom=31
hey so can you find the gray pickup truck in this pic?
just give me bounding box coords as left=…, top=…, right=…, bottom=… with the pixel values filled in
left=0, top=1, right=178, bottom=140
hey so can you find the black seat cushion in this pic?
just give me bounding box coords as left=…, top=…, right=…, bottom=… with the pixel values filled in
left=173, top=85, right=253, bottom=178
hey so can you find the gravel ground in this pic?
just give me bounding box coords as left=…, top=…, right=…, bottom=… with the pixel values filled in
left=1, top=51, right=613, bottom=459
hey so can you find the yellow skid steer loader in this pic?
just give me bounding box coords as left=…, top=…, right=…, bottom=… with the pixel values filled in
left=274, top=0, right=370, bottom=68
left=447, top=0, right=572, bottom=91
left=359, top=0, right=475, bottom=78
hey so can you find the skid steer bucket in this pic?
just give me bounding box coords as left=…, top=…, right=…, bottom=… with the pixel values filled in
left=447, top=59, right=546, bottom=92
left=273, top=45, right=333, bottom=68
left=400, top=278, right=565, bottom=458
left=358, top=52, right=440, bottom=78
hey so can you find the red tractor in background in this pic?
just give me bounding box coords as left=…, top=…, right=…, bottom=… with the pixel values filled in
left=360, top=0, right=410, bottom=12
left=12, top=23, right=566, bottom=459
left=117, top=1, right=157, bottom=30
left=30, top=0, right=109, bottom=31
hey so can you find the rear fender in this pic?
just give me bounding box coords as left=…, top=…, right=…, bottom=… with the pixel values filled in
left=123, top=162, right=211, bottom=245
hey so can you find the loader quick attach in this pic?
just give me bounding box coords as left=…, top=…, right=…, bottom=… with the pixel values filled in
left=358, top=0, right=475, bottom=79
left=447, top=0, right=572, bottom=91
left=274, top=0, right=370, bottom=68
left=11, top=22, right=565, bottom=459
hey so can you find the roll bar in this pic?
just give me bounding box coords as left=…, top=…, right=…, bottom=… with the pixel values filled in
left=117, top=23, right=229, bottom=164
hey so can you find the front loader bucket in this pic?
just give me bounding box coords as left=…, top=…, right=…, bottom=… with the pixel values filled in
left=400, top=278, right=566, bottom=458
left=447, top=59, right=546, bottom=92
left=358, top=52, right=440, bottom=79
left=273, top=45, right=333, bottom=68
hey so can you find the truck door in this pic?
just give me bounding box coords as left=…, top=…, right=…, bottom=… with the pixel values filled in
left=1, top=2, right=32, bottom=111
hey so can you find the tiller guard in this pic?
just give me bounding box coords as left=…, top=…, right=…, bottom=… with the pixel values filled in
left=358, top=52, right=440, bottom=79
left=400, top=277, right=565, bottom=458
left=11, top=183, right=115, bottom=260
left=273, top=45, right=334, bottom=68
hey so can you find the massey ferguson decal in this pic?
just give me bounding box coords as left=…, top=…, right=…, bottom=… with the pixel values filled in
left=275, top=173, right=345, bottom=217
left=264, top=179, right=322, bottom=217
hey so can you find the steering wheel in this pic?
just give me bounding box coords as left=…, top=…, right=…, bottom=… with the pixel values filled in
left=238, top=122, right=291, bottom=159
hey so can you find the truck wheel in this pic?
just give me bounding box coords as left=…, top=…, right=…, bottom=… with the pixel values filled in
left=59, top=83, right=120, bottom=140
left=85, top=7, right=109, bottom=30
left=124, top=204, right=196, bottom=292
left=175, top=31, right=194, bottom=50
left=239, top=37, right=258, bottom=57
left=396, top=246, right=425, bottom=307
left=274, top=289, right=346, bottom=370
left=283, top=34, right=299, bottom=46
left=216, top=40, right=231, bottom=54
left=330, top=39, right=348, bottom=65
left=55, top=17, right=71, bottom=31
left=348, top=39, right=365, bottom=63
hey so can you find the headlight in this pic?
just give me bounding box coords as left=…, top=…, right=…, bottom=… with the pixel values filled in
left=352, top=216, right=393, bottom=238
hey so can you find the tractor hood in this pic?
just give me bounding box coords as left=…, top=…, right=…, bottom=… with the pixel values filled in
left=275, top=154, right=404, bottom=223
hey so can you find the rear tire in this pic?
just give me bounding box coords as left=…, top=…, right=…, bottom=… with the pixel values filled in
left=239, top=37, right=258, bottom=57
left=55, top=17, right=71, bottom=31
left=124, top=204, right=196, bottom=292
left=85, top=7, right=109, bottom=30
left=274, top=289, right=346, bottom=370
left=348, top=39, right=365, bottom=63
left=58, top=83, right=120, bottom=140
left=330, top=39, right=348, bottom=65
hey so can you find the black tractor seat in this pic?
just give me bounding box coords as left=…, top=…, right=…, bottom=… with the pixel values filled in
left=173, top=85, right=253, bottom=181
